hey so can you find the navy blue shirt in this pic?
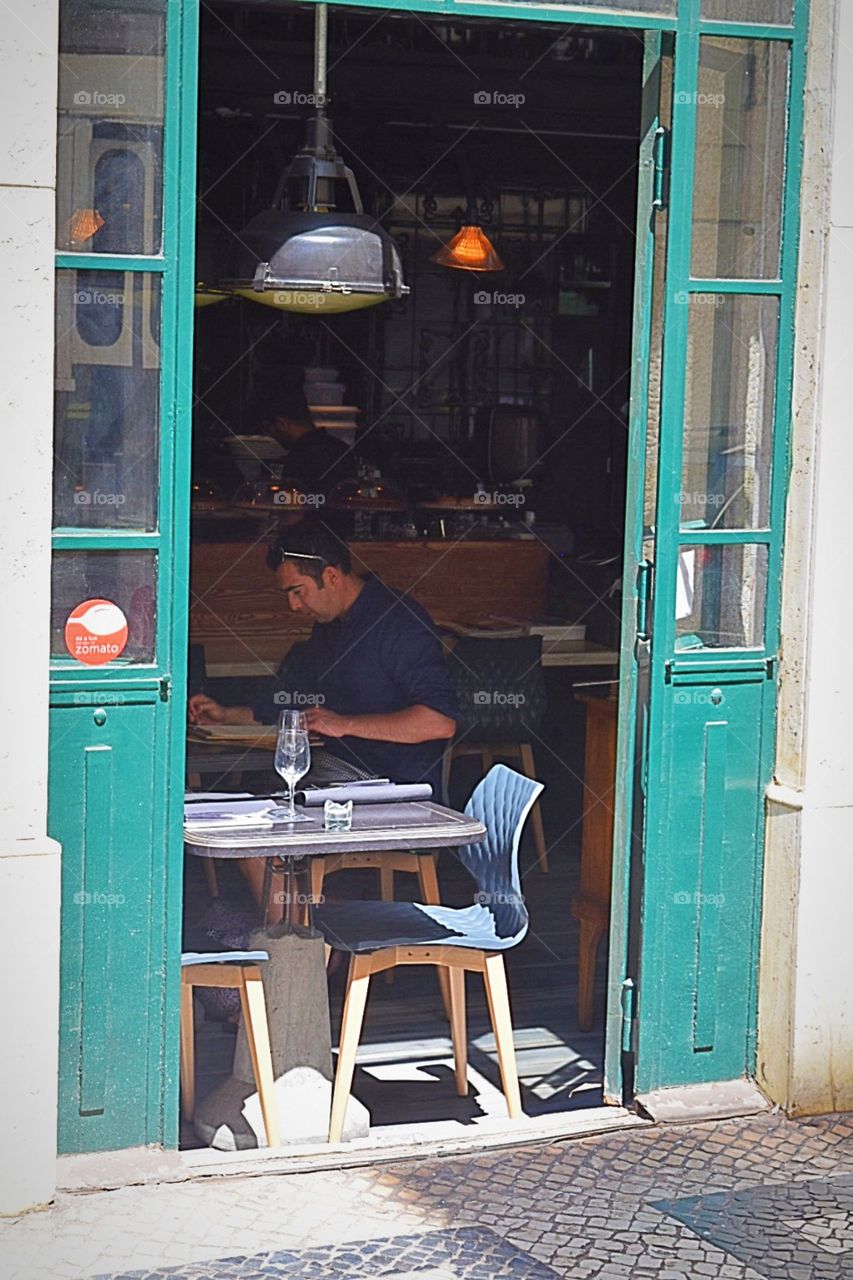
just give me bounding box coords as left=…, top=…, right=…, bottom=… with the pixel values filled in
left=254, top=575, right=458, bottom=791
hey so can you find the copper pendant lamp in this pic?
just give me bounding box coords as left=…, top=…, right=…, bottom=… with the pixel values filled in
left=431, top=222, right=504, bottom=273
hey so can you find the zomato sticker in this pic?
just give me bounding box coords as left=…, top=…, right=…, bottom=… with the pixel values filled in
left=64, top=599, right=128, bottom=665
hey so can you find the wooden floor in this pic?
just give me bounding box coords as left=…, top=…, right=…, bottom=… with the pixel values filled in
left=181, top=686, right=610, bottom=1149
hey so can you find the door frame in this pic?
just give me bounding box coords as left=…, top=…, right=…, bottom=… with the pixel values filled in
left=50, top=0, right=810, bottom=1152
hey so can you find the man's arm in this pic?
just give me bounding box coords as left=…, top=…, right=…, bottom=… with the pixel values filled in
left=188, top=694, right=257, bottom=726
left=305, top=704, right=455, bottom=744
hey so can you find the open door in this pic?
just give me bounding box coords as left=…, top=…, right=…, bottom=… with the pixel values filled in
left=608, top=11, right=805, bottom=1102
left=604, top=30, right=672, bottom=1104
left=50, top=0, right=199, bottom=1152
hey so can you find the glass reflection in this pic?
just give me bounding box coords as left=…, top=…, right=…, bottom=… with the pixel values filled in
left=56, top=1, right=165, bottom=255
left=681, top=294, right=779, bottom=530
left=54, top=270, right=161, bottom=529
left=691, top=39, right=789, bottom=279
left=676, top=543, right=767, bottom=649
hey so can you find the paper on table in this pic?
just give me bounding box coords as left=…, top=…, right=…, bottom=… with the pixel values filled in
left=184, top=799, right=276, bottom=826
left=184, top=791, right=254, bottom=803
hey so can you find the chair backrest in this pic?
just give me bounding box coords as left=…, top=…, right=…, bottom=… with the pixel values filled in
left=457, top=764, right=544, bottom=941
left=446, top=635, right=546, bottom=743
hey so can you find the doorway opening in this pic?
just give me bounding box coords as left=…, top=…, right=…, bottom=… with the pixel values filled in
left=183, top=1, right=643, bottom=1153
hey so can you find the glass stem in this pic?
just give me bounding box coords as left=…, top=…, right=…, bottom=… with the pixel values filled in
left=286, top=780, right=296, bottom=820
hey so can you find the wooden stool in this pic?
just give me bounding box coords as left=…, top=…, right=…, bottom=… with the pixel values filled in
left=180, top=958, right=280, bottom=1146
left=448, top=742, right=548, bottom=873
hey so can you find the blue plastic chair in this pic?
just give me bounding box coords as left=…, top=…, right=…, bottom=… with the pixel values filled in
left=314, top=764, right=544, bottom=1142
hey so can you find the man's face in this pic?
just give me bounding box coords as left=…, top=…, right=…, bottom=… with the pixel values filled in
left=276, top=560, right=343, bottom=622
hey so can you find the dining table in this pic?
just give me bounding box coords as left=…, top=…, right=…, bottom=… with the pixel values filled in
left=183, top=794, right=487, bottom=1148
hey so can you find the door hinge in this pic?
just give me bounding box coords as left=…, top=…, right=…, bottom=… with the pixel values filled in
left=159, top=675, right=172, bottom=702
left=636, top=558, right=653, bottom=641
left=652, top=126, right=669, bottom=210
left=620, top=978, right=637, bottom=1054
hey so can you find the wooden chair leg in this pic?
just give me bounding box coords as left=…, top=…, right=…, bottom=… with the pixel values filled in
left=379, top=861, right=394, bottom=902
left=238, top=967, right=280, bottom=1148
left=436, top=966, right=452, bottom=1023
left=379, top=861, right=397, bottom=983
left=448, top=965, right=468, bottom=1096
left=329, top=953, right=372, bottom=1143
left=310, top=857, right=326, bottom=909
left=483, top=953, right=523, bottom=1120
left=202, top=859, right=220, bottom=898
left=519, top=742, right=548, bottom=873
left=324, top=943, right=332, bottom=969
left=179, top=977, right=195, bottom=1123
left=416, top=852, right=441, bottom=904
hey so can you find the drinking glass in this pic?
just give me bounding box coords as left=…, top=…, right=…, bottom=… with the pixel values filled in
left=269, top=714, right=311, bottom=822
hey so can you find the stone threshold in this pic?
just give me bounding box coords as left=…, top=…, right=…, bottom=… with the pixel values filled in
left=56, top=1105, right=649, bottom=1195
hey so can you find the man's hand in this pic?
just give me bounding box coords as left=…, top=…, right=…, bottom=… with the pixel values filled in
left=188, top=695, right=256, bottom=726
left=305, top=706, right=350, bottom=739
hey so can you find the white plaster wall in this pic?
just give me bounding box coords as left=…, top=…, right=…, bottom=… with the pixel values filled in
left=0, top=0, right=62, bottom=1214
left=758, top=0, right=853, bottom=1116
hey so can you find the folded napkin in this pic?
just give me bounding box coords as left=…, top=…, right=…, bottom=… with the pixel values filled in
left=185, top=799, right=275, bottom=827
left=297, top=782, right=433, bottom=807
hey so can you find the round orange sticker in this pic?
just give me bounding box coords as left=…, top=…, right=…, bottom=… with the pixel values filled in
left=64, top=599, right=129, bottom=666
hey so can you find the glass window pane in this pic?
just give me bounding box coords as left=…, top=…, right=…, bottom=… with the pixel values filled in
left=54, top=270, right=161, bottom=530
left=681, top=294, right=778, bottom=529
left=702, top=0, right=793, bottom=22
left=56, top=1, right=165, bottom=255
left=691, top=39, right=789, bottom=279
left=51, top=552, right=157, bottom=663
left=676, top=543, right=767, bottom=649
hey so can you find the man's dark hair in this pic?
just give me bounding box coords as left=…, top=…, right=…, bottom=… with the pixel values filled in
left=267, top=520, right=353, bottom=584
left=266, top=381, right=314, bottom=429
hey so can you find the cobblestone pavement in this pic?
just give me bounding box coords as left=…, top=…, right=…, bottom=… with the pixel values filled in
left=2, top=1112, right=853, bottom=1280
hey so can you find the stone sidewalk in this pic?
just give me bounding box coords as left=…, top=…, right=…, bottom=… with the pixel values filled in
left=2, top=1112, right=853, bottom=1279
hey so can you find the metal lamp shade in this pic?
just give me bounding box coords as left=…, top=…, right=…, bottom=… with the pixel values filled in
left=224, top=209, right=409, bottom=314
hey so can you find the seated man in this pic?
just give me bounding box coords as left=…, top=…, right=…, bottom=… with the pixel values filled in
left=188, top=522, right=458, bottom=797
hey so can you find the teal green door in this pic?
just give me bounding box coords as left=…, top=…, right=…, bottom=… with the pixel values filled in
left=49, top=0, right=199, bottom=1152
left=607, top=1, right=808, bottom=1097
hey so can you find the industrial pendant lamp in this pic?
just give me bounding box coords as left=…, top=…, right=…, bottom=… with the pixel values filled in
left=222, top=4, right=409, bottom=315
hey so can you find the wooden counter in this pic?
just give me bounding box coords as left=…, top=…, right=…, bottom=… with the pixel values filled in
left=190, top=539, right=550, bottom=675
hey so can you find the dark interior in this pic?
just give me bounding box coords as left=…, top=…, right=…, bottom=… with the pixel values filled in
left=184, top=2, right=643, bottom=1147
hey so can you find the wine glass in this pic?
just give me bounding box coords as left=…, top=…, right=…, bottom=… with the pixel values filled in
left=269, top=714, right=311, bottom=822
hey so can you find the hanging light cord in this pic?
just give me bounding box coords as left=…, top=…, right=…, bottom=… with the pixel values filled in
left=314, top=3, right=328, bottom=109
